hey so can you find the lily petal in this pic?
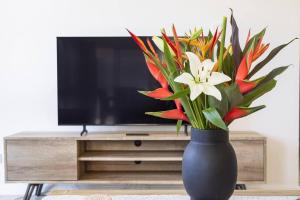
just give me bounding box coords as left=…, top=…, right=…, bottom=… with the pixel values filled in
left=202, top=59, right=216, bottom=72
left=203, top=84, right=222, bottom=101
left=190, top=83, right=204, bottom=101
left=208, top=72, right=231, bottom=85
left=186, top=52, right=202, bottom=79
left=174, top=72, right=195, bottom=87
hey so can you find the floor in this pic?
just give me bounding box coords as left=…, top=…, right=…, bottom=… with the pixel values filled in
left=1, top=195, right=300, bottom=200
left=0, top=196, right=43, bottom=200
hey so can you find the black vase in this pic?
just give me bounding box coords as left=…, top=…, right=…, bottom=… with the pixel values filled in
left=182, top=128, right=237, bottom=200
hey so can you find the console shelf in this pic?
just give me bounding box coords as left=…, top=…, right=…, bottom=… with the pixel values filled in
left=80, top=171, right=182, bottom=185
left=78, top=151, right=183, bottom=162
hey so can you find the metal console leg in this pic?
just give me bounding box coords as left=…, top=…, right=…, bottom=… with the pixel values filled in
left=23, top=184, right=43, bottom=200
left=235, top=183, right=247, bottom=190
left=23, top=185, right=31, bottom=200
left=35, top=184, right=43, bottom=196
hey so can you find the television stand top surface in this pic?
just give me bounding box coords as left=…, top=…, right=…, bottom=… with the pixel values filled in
left=4, top=131, right=265, bottom=141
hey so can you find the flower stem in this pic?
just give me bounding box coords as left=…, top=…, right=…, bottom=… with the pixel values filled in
left=204, top=95, right=208, bottom=127
left=196, top=97, right=205, bottom=127
left=191, top=100, right=204, bottom=128
left=218, top=16, right=227, bottom=72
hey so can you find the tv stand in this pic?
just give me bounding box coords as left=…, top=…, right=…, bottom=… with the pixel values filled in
left=4, top=131, right=266, bottom=199
left=80, top=125, right=88, bottom=136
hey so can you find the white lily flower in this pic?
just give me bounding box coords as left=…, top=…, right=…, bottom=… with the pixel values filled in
left=174, top=52, right=231, bottom=101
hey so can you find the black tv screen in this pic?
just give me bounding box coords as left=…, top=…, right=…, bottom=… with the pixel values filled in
left=57, top=37, right=176, bottom=125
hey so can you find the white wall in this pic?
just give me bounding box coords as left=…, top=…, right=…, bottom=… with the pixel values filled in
left=0, top=0, right=299, bottom=195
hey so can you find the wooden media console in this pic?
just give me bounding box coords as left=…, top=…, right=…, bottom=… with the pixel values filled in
left=3, top=131, right=266, bottom=198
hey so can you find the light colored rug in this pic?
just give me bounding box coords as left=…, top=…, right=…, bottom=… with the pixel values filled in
left=42, top=195, right=299, bottom=200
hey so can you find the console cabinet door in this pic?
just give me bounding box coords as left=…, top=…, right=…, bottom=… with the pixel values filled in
left=5, top=139, right=78, bottom=181
left=232, top=140, right=265, bottom=182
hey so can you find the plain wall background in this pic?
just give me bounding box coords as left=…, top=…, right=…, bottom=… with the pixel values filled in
left=0, top=0, right=299, bottom=195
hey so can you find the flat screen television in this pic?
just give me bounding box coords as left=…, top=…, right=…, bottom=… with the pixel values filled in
left=57, top=37, right=176, bottom=125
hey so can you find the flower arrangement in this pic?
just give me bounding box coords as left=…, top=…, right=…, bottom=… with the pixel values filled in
left=128, top=11, right=296, bottom=131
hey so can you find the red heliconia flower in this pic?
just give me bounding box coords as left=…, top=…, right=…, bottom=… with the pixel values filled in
left=245, top=29, right=251, bottom=45
left=235, top=49, right=256, bottom=94
left=172, top=24, right=183, bottom=69
left=252, top=38, right=270, bottom=61
left=161, top=29, right=186, bottom=70
left=236, top=80, right=257, bottom=94
left=140, top=88, right=172, bottom=99
left=236, top=30, right=269, bottom=94
left=161, top=32, right=178, bottom=55
left=148, top=109, right=189, bottom=122
left=161, top=109, right=188, bottom=121
left=244, top=31, right=269, bottom=62
left=146, top=60, right=168, bottom=89
left=147, top=38, right=159, bottom=59
left=127, top=30, right=168, bottom=89
left=139, top=88, right=182, bottom=111
left=209, top=28, right=222, bottom=54
left=128, top=29, right=190, bottom=122
left=224, top=107, right=247, bottom=124
left=127, top=29, right=150, bottom=57
left=223, top=106, right=265, bottom=124
left=236, top=50, right=254, bottom=81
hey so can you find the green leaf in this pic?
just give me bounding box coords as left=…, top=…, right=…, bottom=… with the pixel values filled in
left=176, top=120, right=183, bottom=133
left=208, top=87, right=229, bottom=117
left=207, top=30, right=213, bottom=41
left=161, top=88, right=189, bottom=100
left=202, top=107, right=228, bottom=131
left=145, top=111, right=162, bottom=118
left=222, top=48, right=235, bottom=79
left=241, top=79, right=277, bottom=107
left=246, top=36, right=257, bottom=55
left=257, top=66, right=289, bottom=87
left=247, top=38, right=297, bottom=79
left=224, top=83, right=244, bottom=110
left=190, top=28, right=203, bottom=40
left=244, top=105, right=266, bottom=115
left=229, top=8, right=243, bottom=74
left=163, top=40, right=178, bottom=77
